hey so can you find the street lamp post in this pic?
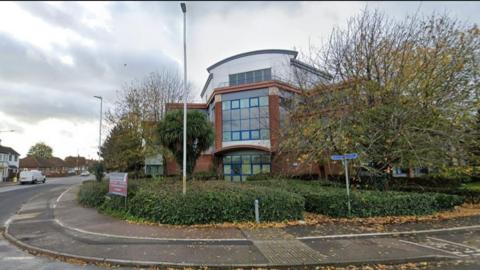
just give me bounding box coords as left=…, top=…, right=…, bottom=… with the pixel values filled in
left=93, top=96, right=103, bottom=160
left=180, top=2, right=187, bottom=195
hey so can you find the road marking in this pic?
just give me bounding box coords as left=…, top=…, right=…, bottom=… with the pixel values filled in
left=55, top=186, right=75, bottom=204
left=399, top=239, right=462, bottom=258
left=2, top=256, right=35, bottom=260
left=54, top=218, right=248, bottom=242
left=298, top=225, right=480, bottom=240
left=427, top=237, right=480, bottom=251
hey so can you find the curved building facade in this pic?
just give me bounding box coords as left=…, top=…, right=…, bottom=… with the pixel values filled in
left=166, top=49, right=332, bottom=181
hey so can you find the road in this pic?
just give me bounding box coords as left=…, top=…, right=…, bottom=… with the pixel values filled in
left=0, top=175, right=109, bottom=270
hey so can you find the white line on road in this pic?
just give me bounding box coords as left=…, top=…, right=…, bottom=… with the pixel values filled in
left=2, top=256, right=35, bottom=260
left=399, top=239, right=464, bottom=258
left=427, top=236, right=480, bottom=251
left=298, top=225, right=480, bottom=240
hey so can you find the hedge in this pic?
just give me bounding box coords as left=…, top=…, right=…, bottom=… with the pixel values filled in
left=249, top=180, right=465, bottom=217
left=78, top=180, right=304, bottom=225
left=78, top=180, right=108, bottom=208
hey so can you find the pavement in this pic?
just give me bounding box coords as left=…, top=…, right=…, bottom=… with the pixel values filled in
left=4, top=183, right=480, bottom=269
left=0, top=175, right=113, bottom=270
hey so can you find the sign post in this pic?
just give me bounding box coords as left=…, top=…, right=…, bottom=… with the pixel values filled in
left=331, top=153, right=358, bottom=216
left=109, top=172, right=128, bottom=208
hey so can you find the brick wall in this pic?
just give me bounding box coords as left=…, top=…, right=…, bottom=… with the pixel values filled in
left=165, top=154, right=214, bottom=176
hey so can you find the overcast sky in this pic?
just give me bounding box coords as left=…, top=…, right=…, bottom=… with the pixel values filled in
left=0, top=1, right=478, bottom=159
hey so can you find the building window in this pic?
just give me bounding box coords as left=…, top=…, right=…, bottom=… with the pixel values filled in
left=229, top=68, right=272, bottom=87
left=223, top=153, right=271, bottom=181
left=222, top=96, right=269, bottom=141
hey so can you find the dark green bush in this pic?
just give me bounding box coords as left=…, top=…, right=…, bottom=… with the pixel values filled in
left=191, top=171, right=220, bottom=181
left=125, top=182, right=304, bottom=224
left=78, top=180, right=108, bottom=207
left=389, top=176, right=464, bottom=189
left=246, top=172, right=277, bottom=181
left=249, top=180, right=464, bottom=217
left=82, top=180, right=304, bottom=225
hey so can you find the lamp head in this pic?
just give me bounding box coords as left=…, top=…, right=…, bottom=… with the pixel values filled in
left=180, top=3, right=186, bottom=13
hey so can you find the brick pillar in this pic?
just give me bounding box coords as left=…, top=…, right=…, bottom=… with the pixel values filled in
left=214, top=95, right=223, bottom=152
left=268, top=88, right=280, bottom=153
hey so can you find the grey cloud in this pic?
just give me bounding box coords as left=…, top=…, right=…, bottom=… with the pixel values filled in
left=0, top=30, right=179, bottom=123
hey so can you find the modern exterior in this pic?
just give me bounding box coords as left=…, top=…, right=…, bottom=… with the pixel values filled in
left=0, top=141, right=20, bottom=182
left=166, top=49, right=333, bottom=180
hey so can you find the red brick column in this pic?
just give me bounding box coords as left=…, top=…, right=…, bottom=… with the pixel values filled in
left=269, top=94, right=280, bottom=153
left=214, top=99, right=223, bottom=152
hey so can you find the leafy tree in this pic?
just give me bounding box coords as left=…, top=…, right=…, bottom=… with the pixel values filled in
left=64, top=156, right=86, bottom=168
left=100, top=116, right=144, bottom=173
left=89, top=161, right=105, bottom=182
left=105, top=70, right=192, bottom=173
left=157, top=110, right=214, bottom=175
left=282, top=10, right=480, bottom=179
left=27, top=142, right=53, bottom=158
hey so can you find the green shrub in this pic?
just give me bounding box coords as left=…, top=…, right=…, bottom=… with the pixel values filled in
left=249, top=180, right=464, bottom=217
left=191, top=171, right=220, bottom=181
left=246, top=172, right=277, bottom=181
left=84, top=180, right=304, bottom=225
left=78, top=180, right=108, bottom=207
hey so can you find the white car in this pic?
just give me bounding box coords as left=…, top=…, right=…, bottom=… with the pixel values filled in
left=80, top=171, right=90, bottom=176
left=19, top=170, right=46, bottom=184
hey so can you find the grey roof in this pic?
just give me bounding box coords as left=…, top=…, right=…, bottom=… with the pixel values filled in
left=290, top=58, right=332, bottom=80
left=206, top=49, right=298, bottom=72
left=200, top=73, right=213, bottom=98
left=0, top=145, right=19, bottom=156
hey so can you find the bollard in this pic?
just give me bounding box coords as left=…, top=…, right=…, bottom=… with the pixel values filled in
left=254, top=199, right=260, bottom=223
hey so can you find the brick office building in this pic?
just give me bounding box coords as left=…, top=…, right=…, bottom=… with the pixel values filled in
left=166, top=49, right=338, bottom=180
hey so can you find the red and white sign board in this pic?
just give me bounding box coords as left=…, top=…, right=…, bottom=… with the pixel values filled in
left=109, top=172, right=128, bottom=197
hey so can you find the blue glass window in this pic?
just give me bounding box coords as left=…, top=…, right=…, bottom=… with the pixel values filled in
left=259, top=96, right=269, bottom=106
left=223, top=132, right=231, bottom=141
left=223, top=153, right=271, bottom=182
left=222, top=101, right=230, bottom=110
left=222, top=96, right=270, bottom=142
left=229, top=68, right=272, bottom=87
left=231, top=100, right=240, bottom=109
left=240, top=98, right=249, bottom=108
left=250, top=97, right=259, bottom=107
left=231, top=131, right=240, bottom=141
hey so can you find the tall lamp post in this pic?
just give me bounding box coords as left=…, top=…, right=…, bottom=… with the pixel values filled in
left=180, top=2, right=187, bottom=195
left=93, top=96, right=103, bottom=160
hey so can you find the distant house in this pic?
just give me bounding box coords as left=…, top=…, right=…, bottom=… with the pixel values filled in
left=0, top=142, right=20, bottom=182
left=20, top=156, right=68, bottom=177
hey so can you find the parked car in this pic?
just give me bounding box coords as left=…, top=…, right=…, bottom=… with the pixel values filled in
left=80, top=171, right=90, bottom=176
left=19, top=170, right=46, bottom=184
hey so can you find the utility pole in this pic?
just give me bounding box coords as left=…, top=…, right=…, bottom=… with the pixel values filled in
left=93, top=96, right=103, bottom=160
left=180, top=2, right=187, bottom=195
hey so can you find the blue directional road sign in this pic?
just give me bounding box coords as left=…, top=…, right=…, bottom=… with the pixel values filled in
left=344, top=153, right=358, bottom=159
left=330, top=153, right=358, bottom=161
left=330, top=155, right=346, bottom=161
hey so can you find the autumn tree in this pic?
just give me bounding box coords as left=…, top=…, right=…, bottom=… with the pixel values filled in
left=100, top=116, right=144, bottom=174
left=281, top=10, right=480, bottom=179
left=27, top=142, right=53, bottom=159
left=64, top=156, right=86, bottom=168
left=157, top=110, right=214, bottom=175
left=103, top=69, right=191, bottom=173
